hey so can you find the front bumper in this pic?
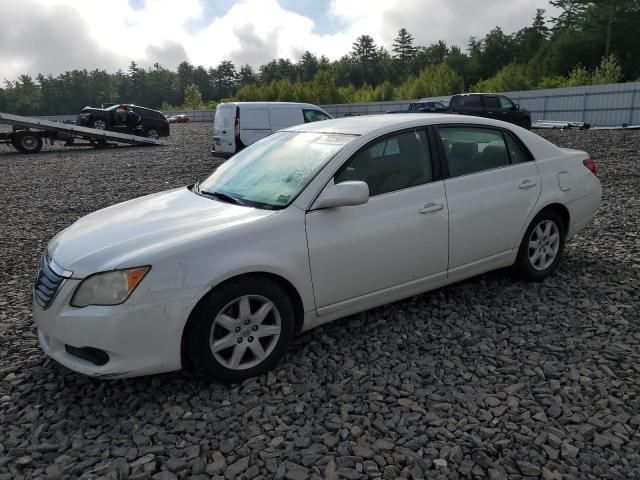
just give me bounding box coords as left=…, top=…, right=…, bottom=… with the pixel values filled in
left=33, top=278, right=202, bottom=378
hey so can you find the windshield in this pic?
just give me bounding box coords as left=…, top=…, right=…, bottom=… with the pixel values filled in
left=104, top=104, right=122, bottom=111
left=198, top=131, right=355, bottom=209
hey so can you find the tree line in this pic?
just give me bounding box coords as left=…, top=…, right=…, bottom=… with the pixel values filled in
left=1, top=0, right=638, bottom=116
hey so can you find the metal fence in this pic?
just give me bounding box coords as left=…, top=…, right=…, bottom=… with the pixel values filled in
left=32, top=81, right=640, bottom=127
left=321, top=81, right=640, bottom=127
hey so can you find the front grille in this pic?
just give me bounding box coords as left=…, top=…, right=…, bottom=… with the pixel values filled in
left=33, top=253, right=66, bottom=309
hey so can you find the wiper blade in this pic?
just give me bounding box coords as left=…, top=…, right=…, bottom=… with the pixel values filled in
left=199, top=190, right=246, bottom=206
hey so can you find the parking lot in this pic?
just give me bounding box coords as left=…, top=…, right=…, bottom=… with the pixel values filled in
left=0, top=123, right=638, bottom=479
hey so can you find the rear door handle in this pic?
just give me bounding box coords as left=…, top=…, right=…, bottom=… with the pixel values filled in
left=419, top=202, right=444, bottom=214
left=519, top=179, right=537, bottom=189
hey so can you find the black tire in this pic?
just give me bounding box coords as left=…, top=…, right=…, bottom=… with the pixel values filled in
left=183, top=277, right=295, bottom=383
left=145, top=128, right=160, bottom=139
left=515, top=210, right=566, bottom=281
left=91, top=119, right=107, bottom=130
left=14, top=132, right=43, bottom=154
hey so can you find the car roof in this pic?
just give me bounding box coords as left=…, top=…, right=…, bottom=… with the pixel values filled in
left=219, top=102, right=323, bottom=109
left=452, top=93, right=504, bottom=96
left=282, top=113, right=517, bottom=136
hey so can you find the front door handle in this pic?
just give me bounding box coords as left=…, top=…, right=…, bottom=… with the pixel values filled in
left=519, top=179, right=537, bottom=189
left=419, top=202, right=444, bottom=214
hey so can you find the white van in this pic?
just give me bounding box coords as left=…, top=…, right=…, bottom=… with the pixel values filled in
left=212, top=102, right=332, bottom=156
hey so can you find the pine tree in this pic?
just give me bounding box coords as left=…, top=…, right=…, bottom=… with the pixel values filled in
left=549, top=0, right=585, bottom=30
left=532, top=9, right=550, bottom=39
left=212, top=61, right=238, bottom=99
left=297, top=51, right=319, bottom=82
left=392, top=28, right=416, bottom=63
left=351, top=35, right=378, bottom=64
left=238, top=65, right=256, bottom=86
left=351, top=35, right=379, bottom=85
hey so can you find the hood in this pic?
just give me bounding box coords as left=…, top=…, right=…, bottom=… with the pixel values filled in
left=48, top=187, right=276, bottom=277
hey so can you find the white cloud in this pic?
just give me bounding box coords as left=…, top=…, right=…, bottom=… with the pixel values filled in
left=1, top=0, right=556, bottom=80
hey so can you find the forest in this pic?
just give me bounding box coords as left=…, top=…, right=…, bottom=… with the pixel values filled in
left=1, top=0, right=638, bottom=115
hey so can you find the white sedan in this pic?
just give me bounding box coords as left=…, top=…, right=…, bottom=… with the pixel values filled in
left=33, top=114, right=601, bottom=381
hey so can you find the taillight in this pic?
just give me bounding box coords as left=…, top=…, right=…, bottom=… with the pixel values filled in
left=583, top=158, right=597, bottom=176
left=234, top=107, right=240, bottom=139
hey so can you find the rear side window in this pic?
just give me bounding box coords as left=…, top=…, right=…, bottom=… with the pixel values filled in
left=335, top=130, right=432, bottom=196
left=303, top=109, right=332, bottom=123
left=451, top=96, right=482, bottom=108
left=484, top=96, right=499, bottom=109
left=504, top=133, right=528, bottom=163
left=438, top=127, right=510, bottom=178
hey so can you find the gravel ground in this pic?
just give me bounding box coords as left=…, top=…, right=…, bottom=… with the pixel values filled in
left=0, top=123, right=639, bottom=480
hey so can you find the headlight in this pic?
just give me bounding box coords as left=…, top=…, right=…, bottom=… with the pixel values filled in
left=70, top=267, right=150, bottom=307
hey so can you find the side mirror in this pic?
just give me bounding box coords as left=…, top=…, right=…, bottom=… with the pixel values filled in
left=514, top=103, right=520, bottom=111
left=313, top=181, right=369, bottom=210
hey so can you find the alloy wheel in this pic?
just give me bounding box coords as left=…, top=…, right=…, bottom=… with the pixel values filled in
left=209, top=295, right=281, bottom=370
left=528, top=219, right=560, bottom=271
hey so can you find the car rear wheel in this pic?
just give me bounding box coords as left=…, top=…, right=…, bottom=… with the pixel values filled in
left=145, top=128, right=160, bottom=139
left=515, top=210, right=565, bottom=281
left=91, top=119, right=107, bottom=130
left=14, top=132, right=43, bottom=154
left=183, top=277, right=295, bottom=382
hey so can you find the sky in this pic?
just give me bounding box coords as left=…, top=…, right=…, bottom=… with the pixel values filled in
left=0, top=0, right=558, bottom=81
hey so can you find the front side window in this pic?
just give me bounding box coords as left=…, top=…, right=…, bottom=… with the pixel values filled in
left=499, top=96, right=514, bottom=109
left=303, top=109, right=331, bottom=123
left=198, top=132, right=354, bottom=209
left=483, top=96, right=499, bottom=109
left=438, top=127, right=510, bottom=178
left=335, top=130, right=432, bottom=196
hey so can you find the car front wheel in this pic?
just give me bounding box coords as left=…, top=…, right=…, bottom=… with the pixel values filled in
left=515, top=210, right=565, bottom=281
left=183, top=277, right=295, bottom=382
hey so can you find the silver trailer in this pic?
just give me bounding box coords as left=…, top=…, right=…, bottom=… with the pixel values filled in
left=0, top=111, right=162, bottom=154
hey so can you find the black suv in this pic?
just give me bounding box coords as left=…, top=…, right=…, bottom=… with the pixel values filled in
left=448, top=94, right=531, bottom=129
left=77, top=104, right=170, bottom=138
